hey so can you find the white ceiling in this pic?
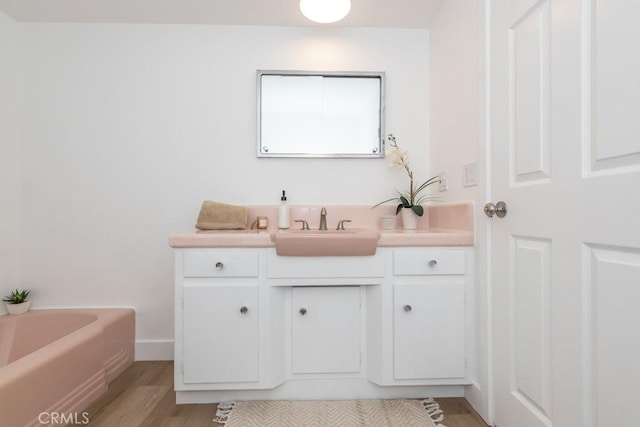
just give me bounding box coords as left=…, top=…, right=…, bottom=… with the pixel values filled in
left=0, top=0, right=445, bottom=28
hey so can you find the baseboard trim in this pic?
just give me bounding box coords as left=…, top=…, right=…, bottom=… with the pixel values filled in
left=177, top=383, right=464, bottom=404
left=135, top=340, right=174, bottom=361
left=465, top=381, right=489, bottom=423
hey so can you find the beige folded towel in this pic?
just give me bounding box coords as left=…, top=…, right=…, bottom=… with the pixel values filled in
left=195, top=201, right=248, bottom=230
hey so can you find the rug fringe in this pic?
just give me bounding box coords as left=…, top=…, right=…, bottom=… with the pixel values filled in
left=213, top=401, right=236, bottom=424
left=422, top=398, right=447, bottom=427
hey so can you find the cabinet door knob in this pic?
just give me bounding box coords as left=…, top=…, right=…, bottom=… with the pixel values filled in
left=215, top=262, right=224, bottom=270
left=404, top=304, right=412, bottom=312
left=240, top=306, right=248, bottom=314
left=428, top=259, right=437, bottom=267
left=299, top=307, right=307, bottom=316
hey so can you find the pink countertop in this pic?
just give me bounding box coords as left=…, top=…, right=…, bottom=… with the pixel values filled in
left=169, top=228, right=473, bottom=248
left=169, top=203, right=474, bottom=248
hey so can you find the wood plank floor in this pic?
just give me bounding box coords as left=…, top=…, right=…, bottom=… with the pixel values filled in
left=84, top=361, right=489, bottom=427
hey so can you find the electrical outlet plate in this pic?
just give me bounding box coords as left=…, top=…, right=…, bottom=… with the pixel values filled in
left=438, top=171, right=448, bottom=192
left=463, top=161, right=478, bottom=187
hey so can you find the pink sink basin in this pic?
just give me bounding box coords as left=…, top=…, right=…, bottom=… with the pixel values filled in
left=271, top=228, right=381, bottom=256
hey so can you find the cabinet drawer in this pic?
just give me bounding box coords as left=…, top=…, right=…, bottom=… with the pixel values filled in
left=267, top=250, right=384, bottom=279
left=183, top=250, right=259, bottom=277
left=393, top=249, right=465, bottom=275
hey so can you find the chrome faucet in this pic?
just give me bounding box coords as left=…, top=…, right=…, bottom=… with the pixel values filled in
left=319, top=207, right=327, bottom=230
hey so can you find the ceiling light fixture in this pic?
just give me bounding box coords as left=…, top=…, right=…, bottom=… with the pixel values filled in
left=299, top=0, right=351, bottom=24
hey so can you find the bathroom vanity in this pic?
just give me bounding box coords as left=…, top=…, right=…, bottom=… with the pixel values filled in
left=170, top=204, right=474, bottom=403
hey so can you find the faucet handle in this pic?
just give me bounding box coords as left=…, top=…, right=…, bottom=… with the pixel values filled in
left=336, top=220, right=352, bottom=230
left=294, top=220, right=310, bottom=230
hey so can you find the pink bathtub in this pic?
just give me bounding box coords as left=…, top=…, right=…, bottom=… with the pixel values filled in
left=0, top=309, right=134, bottom=427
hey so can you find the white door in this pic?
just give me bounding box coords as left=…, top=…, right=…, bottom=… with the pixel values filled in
left=490, top=0, right=640, bottom=426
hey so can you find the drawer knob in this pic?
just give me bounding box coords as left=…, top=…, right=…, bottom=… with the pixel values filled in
left=299, top=307, right=307, bottom=316
left=215, top=262, right=224, bottom=270
left=404, top=304, right=412, bottom=312
left=240, top=306, right=248, bottom=314
left=428, top=259, right=438, bottom=267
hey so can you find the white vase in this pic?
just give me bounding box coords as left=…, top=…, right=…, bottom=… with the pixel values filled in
left=401, top=208, right=419, bottom=230
left=7, top=301, right=30, bottom=315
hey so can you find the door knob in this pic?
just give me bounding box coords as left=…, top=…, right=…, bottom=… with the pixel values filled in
left=484, top=201, right=508, bottom=218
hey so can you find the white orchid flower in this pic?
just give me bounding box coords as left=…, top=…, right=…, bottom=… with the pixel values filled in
left=374, top=134, right=441, bottom=216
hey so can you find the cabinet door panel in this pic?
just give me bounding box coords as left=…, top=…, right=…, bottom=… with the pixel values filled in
left=393, top=282, right=465, bottom=379
left=291, top=286, right=361, bottom=374
left=183, top=284, right=259, bottom=383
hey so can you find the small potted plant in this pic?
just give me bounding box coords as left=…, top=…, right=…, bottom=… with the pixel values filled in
left=374, top=134, right=441, bottom=230
left=3, top=289, right=32, bottom=315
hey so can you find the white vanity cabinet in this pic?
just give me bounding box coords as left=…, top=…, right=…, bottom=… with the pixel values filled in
left=174, top=249, right=285, bottom=393
left=392, top=249, right=468, bottom=381
left=173, top=245, right=473, bottom=402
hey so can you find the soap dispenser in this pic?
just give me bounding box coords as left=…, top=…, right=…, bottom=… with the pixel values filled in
left=278, top=190, right=290, bottom=229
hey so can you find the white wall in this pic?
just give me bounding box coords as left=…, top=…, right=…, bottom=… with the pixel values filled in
left=429, top=0, right=482, bottom=201
left=16, top=23, right=429, bottom=357
left=429, top=0, right=488, bottom=421
left=0, top=11, right=21, bottom=314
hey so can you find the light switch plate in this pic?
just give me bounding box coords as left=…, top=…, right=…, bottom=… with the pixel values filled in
left=463, top=161, right=478, bottom=187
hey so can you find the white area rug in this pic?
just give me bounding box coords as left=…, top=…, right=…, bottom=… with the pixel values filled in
left=214, top=398, right=446, bottom=427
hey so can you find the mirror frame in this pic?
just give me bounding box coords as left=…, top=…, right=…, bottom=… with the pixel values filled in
left=256, top=70, right=386, bottom=158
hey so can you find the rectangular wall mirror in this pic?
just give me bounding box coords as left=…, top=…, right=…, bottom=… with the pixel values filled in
left=257, top=70, right=385, bottom=158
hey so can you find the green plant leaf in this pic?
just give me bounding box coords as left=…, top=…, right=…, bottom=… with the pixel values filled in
left=413, top=175, right=441, bottom=196
left=415, top=195, right=441, bottom=205
left=411, top=205, right=424, bottom=216
left=372, top=197, right=402, bottom=209
left=399, top=196, right=411, bottom=208
left=3, top=289, right=30, bottom=304
left=395, top=203, right=404, bottom=215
